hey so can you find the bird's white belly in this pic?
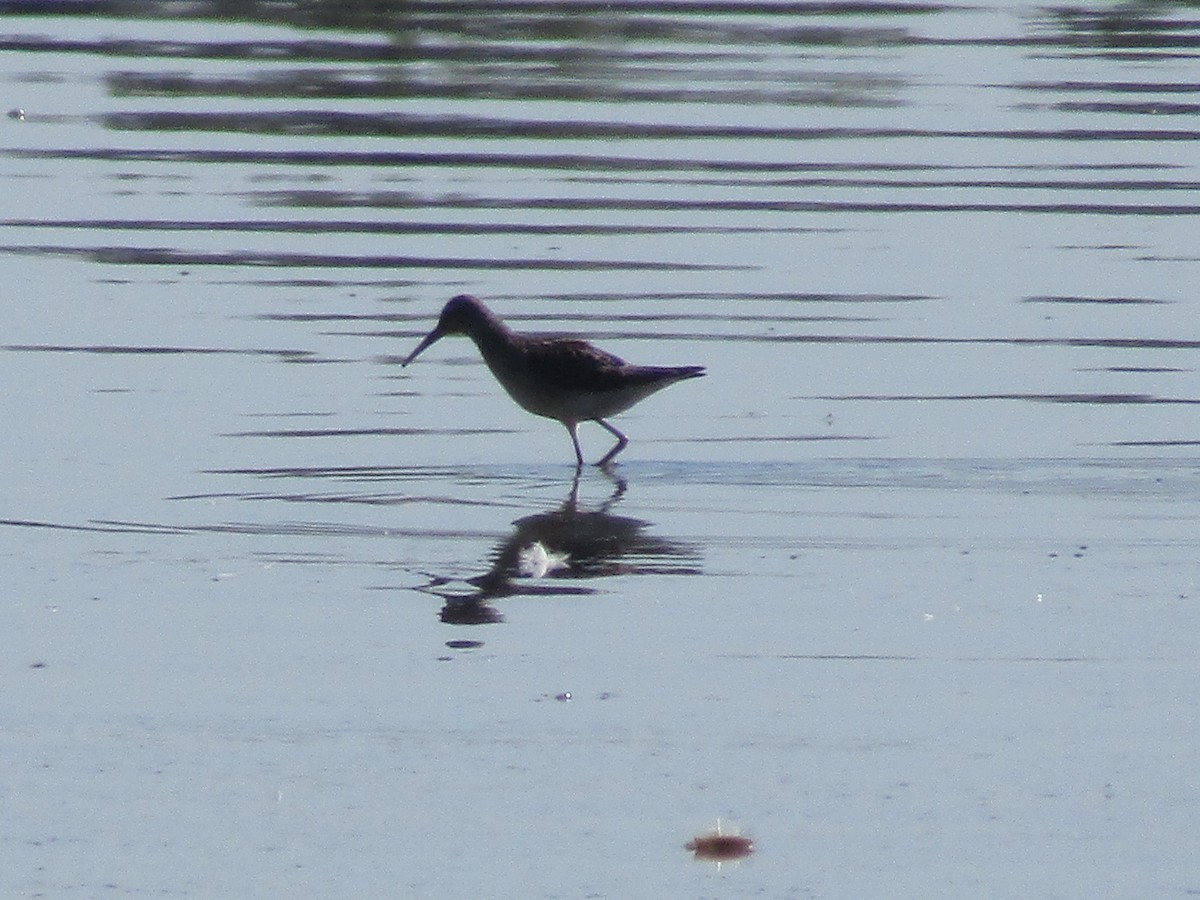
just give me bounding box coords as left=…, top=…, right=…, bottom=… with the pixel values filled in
left=500, top=373, right=611, bottom=421
left=486, top=359, right=647, bottom=423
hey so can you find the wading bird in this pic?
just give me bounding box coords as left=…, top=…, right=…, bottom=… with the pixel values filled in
left=403, top=295, right=705, bottom=466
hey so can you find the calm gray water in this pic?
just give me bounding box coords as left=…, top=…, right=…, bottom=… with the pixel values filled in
left=3, top=2, right=1199, bottom=897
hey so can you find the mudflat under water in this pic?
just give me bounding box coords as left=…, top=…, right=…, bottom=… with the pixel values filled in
left=2, top=2, right=1199, bottom=897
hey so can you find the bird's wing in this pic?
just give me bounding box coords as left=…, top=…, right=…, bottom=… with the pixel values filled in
left=521, top=338, right=632, bottom=391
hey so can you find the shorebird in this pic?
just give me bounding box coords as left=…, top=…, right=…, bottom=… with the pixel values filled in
left=402, top=294, right=705, bottom=466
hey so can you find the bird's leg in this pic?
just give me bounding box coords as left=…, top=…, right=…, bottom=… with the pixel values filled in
left=595, top=419, right=629, bottom=467
left=566, top=422, right=584, bottom=468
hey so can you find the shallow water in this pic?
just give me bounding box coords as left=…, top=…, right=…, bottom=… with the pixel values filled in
left=3, top=2, right=1199, bottom=897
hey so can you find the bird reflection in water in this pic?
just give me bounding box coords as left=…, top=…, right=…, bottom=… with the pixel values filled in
left=417, top=469, right=701, bottom=625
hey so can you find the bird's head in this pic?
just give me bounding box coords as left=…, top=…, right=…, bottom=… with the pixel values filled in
left=402, top=294, right=489, bottom=366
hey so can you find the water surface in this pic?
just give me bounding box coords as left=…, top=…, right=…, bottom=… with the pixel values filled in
left=2, top=2, right=1199, bottom=897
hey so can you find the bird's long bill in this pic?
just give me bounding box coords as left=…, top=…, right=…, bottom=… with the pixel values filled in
left=402, top=327, right=445, bottom=367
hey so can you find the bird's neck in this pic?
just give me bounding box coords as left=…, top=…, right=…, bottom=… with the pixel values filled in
left=467, top=309, right=520, bottom=368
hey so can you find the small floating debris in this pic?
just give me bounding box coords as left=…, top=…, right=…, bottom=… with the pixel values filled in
left=516, top=541, right=569, bottom=578
left=533, top=690, right=574, bottom=703
left=686, top=820, right=754, bottom=864
left=445, top=639, right=483, bottom=650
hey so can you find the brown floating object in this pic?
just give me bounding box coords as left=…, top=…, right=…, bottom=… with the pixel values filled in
left=686, top=821, right=754, bottom=862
